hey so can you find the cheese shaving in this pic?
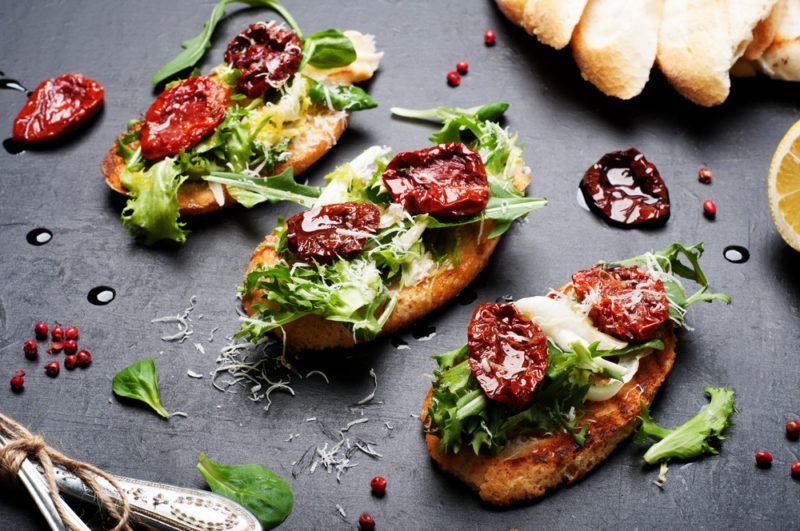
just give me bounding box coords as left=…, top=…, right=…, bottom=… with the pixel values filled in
left=152, top=295, right=197, bottom=342
left=355, top=369, right=378, bottom=405
left=187, top=370, right=204, bottom=379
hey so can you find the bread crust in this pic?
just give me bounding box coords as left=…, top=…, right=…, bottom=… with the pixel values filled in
left=498, top=0, right=589, bottom=50
left=421, top=329, right=677, bottom=506
left=242, top=162, right=532, bottom=352
left=102, top=112, right=347, bottom=216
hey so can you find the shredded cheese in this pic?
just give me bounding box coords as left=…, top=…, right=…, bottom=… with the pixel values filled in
left=152, top=295, right=197, bottom=343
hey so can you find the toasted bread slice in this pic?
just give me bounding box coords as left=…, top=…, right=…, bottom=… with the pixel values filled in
left=421, top=329, right=676, bottom=505
left=728, top=0, right=780, bottom=61
left=242, top=161, right=531, bottom=353
left=571, top=0, right=663, bottom=100
left=756, top=0, right=800, bottom=80
left=497, top=0, right=589, bottom=50
left=103, top=31, right=380, bottom=216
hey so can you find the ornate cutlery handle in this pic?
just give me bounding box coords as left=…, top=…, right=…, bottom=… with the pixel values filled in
left=48, top=465, right=262, bottom=531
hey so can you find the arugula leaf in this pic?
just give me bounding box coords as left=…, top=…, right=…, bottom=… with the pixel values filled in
left=112, top=359, right=169, bottom=419
left=307, top=78, right=377, bottom=111
left=197, top=453, right=293, bottom=529
left=205, top=167, right=321, bottom=208
left=635, top=387, right=736, bottom=464
left=302, top=29, right=356, bottom=69
left=425, top=193, right=547, bottom=238
left=120, top=159, right=189, bottom=246
left=151, top=0, right=301, bottom=86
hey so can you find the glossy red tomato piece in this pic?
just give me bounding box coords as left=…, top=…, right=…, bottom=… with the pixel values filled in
left=140, top=76, right=229, bottom=160
left=467, top=303, right=549, bottom=408
left=224, top=21, right=303, bottom=98
left=571, top=265, right=670, bottom=342
left=381, top=143, right=490, bottom=218
left=286, top=202, right=380, bottom=264
left=12, top=73, right=104, bottom=143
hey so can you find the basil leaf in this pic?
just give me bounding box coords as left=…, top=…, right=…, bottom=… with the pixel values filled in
left=307, top=79, right=377, bottom=111
left=197, top=452, right=293, bottom=529
left=204, top=167, right=321, bottom=208
left=302, top=29, right=356, bottom=69
left=112, top=359, right=169, bottom=419
left=151, top=0, right=301, bottom=86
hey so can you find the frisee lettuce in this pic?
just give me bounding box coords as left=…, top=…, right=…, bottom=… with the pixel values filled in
left=635, top=387, right=736, bottom=464
left=425, top=243, right=729, bottom=455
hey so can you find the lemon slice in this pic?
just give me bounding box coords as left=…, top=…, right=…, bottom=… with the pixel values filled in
left=768, top=120, right=800, bottom=252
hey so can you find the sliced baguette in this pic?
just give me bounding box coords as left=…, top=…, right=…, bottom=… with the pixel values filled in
left=102, top=31, right=380, bottom=216
left=571, top=0, right=663, bottom=100
left=242, top=162, right=532, bottom=353
left=756, top=0, right=800, bottom=80
left=744, top=0, right=783, bottom=60
left=497, top=0, right=589, bottom=50
left=421, top=329, right=676, bottom=505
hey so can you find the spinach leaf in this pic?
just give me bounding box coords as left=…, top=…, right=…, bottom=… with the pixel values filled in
left=307, top=78, right=377, bottom=111
left=151, top=0, right=301, bottom=86
left=302, top=29, right=356, bottom=69
left=112, top=359, right=169, bottom=419
left=204, top=167, right=321, bottom=208
left=120, top=159, right=189, bottom=246
left=197, top=453, right=293, bottom=529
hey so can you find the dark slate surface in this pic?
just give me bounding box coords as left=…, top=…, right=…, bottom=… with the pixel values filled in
left=1, top=1, right=799, bottom=529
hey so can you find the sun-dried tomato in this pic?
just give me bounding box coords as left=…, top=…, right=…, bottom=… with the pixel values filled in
left=571, top=264, right=669, bottom=342
left=467, top=303, right=549, bottom=409
left=286, top=202, right=380, bottom=263
left=139, top=76, right=229, bottom=160
left=381, top=143, right=490, bottom=218
left=12, top=73, right=104, bottom=143
left=224, top=21, right=303, bottom=98
left=580, top=148, right=670, bottom=227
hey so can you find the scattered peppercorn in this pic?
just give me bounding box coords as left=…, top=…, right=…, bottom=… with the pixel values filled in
left=755, top=451, right=773, bottom=468
left=787, top=420, right=800, bottom=441
left=456, top=61, right=469, bottom=74
left=51, top=326, right=64, bottom=341
left=10, top=374, right=24, bottom=392
left=23, top=339, right=38, bottom=359
left=484, top=30, right=496, bottom=45
left=49, top=341, right=64, bottom=353
left=370, top=475, right=387, bottom=496
left=64, top=327, right=79, bottom=340
left=446, top=71, right=461, bottom=87
left=63, top=339, right=78, bottom=355
left=76, top=350, right=92, bottom=368
left=698, top=167, right=713, bottom=184
left=358, top=512, right=376, bottom=530
left=44, top=361, right=60, bottom=377
left=792, top=461, right=800, bottom=479
left=703, top=199, right=717, bottom=219
left=34, top=322, right=48, bottom=339
left=64, top=355, right=78, bottom=370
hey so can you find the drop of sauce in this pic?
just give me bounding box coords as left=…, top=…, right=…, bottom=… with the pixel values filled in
left=579, top=148, right=670, bottom=228
left=723, top=245, right=750, bottom=264
left=87, top=286, right=116, bottom=305
left=411, top=323, right=436, bottom=340
left=456, top=288, right=478, bottom=305
left=3, top=138, right=25, bottom=154
left=495, top=294, right=514, bottom=303
left=0, top=72, right=28, bottom=94
left=26, top=228, right=52, bottom=245
left=576, top=188, right=590, bottom=211
left=391, top=337, right=410, bottom=349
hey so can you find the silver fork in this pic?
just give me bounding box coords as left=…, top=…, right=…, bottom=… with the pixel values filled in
left=0, top=434, right=90, bottom=531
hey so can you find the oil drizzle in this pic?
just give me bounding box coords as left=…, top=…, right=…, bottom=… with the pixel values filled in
left=87, top=286, right=116, bottom=305
left=496, top=294, right=514, bottom=303
left=411, top=323, right=436, bottom=341
left=391, top=337, right=410, bottom=350
left=26, top=228, right=52, bottom=246
left=3, top=138, right=25, bottom=154
left=0, top=72, right=28, bottom=94
left=723, top=245, right=750, bottom=264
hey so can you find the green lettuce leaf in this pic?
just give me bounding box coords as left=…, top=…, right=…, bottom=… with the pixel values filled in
left=302, top=29, right=356, bottom=69
left=307, top=78, right=377, bottom=111
left=120, top=159, right=189, bottom=246
left=204, top=167, right=321, bottom=208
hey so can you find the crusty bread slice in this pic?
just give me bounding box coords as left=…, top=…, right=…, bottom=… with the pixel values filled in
left=657, top=0, right=731, bottom=106
left=728, top=0, right=780, bottom=61
left=421, top=329, right=676, bottom=505
left=242, top=162, right=532, bottom=353
left=497, top=0, right=589, bottom=50
left=756, top=0, right=800, bottom=80
left=571, top=0, right=663, bottom=100
left=102, top=31, right=380, bottom=216
left=744, top=0, right=783, bottom=60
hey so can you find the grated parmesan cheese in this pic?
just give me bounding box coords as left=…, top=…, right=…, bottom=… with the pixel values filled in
left=152, top=295, right=197, bottom=342
left=187, top=370, right=204, bottom=379
left=355, top=369, right=378, bottom=405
